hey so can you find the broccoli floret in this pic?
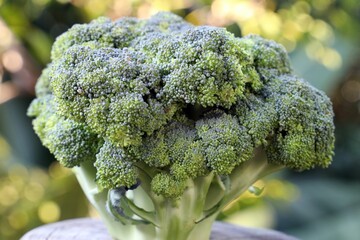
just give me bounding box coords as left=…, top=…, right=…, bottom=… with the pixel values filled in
left=95, top=141, right=137, bottom=189
left=28, top=12, right=335, bottom=240
left=263, top=75, right=335, bottom=170
left=151, top=172, right=187, bottom=199
left=244, top=34, right=292, bottom=81
left=34, top=66, right=53, bottom=97
left=28, top=95, right=100, bottom=167
left=196, top=112, right=253, bottom=175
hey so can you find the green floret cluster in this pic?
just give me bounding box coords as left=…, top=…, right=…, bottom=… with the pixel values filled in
left=28, top=12, right=334, bottom=240
left=28, top=95, right=100, bottom=167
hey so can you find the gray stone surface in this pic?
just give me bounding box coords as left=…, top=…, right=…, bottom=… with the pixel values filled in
left=21, top=218, right=298, bottom=240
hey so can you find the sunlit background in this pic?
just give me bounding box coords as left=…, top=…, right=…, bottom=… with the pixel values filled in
left=0, top=0, right=359, bottom=239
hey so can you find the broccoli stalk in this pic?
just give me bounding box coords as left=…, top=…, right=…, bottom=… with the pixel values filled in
left=28, top=12, right=334, bottom=240
left=74, top=150, right=282, bottom=240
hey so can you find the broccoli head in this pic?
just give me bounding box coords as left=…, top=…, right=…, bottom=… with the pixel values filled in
left=28, top=12, right=334, bottom=240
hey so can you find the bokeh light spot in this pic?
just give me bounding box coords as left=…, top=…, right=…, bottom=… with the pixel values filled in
left=242, top=20, right=261, bottom=36
left=296, top=13, right=314, bottom=32
left=8, top=210, right=29, bottom=230
left=329, top=9, right=350, bottom=29
left=305, top=41, right=324, bottom=60
left=264, top=179, right=299, bottom=201
left=259, top=11, right=282, bottom=38
left=0, top=185, right=19, bottom=206
left=321, top=48, right=342, bottom=70
left=49, top=162, right=71, bottom=179
left=111, top=0, right=131, bottom=17
left=137, top=2, right=153, bottom=19
left=211, top=0, right=231, bottom=20
left=30, top=168, right=49, bottom=184
left=8, top=164, right=28, bottom=180
left=341, top=81, right=360, bottom=103
left=25, top=182, right=45, bottom=202
left=292, top=1, right=311, bottom=14
left=313, top=0, right=334, bottom=11
left=38, top=201, right=61, bottom=223
left=2, top=49, right=24, bottom=73
left=282, top=20, right=302, bottom=41
left=310, top=20, right=333, bottom=42
left=0, top=21, right=13, bottom=48
left=153, top=0, right=171, bottom=11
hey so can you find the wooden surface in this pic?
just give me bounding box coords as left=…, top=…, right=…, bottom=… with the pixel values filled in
left=21, top=218, right=298, bottom=240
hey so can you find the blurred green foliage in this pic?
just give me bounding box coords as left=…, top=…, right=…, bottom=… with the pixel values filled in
left=0, top=0, right=359, bottom=239
left=0, top=0, right=84, bottom=64
left=0, top=136, right=88, bottom=240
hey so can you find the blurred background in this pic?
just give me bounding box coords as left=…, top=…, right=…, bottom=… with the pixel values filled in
left=0, top=0, right=359, bottom=239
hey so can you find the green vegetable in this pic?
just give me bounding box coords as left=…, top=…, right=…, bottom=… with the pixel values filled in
left=28, top=12, right=335, bottom=240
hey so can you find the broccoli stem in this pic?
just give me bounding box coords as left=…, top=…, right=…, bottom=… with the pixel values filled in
left=151, top=173, right=216, bottom=240
left=73, top=150, right=282, bottom=240
left=73, top=161, right=157, bottom=240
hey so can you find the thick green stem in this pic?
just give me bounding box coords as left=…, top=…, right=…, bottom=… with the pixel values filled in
left=153, top=173, right=216, bottom=240
left=73, top=151, right=283, bottom=240
left=73, top=162, right=219, bottom=240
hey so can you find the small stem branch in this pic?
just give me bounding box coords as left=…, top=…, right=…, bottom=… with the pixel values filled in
left=223, top=153, right=284, bottom=207
left=126, top=197, right=157, bottom=226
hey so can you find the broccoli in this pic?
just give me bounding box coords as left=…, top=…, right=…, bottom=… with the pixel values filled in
left=28, top=12, right=335, bottom=240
